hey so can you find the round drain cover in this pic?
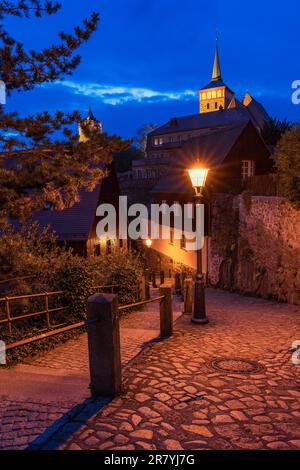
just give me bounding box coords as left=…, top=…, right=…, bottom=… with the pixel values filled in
left=210, top=357, right=264, bottom=374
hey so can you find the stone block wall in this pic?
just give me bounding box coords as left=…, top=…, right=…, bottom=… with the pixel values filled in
left=208, top=194, right=300, bottom=305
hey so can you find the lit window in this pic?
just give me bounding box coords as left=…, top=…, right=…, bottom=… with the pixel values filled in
left=207, top=91, right=212, bottom=99
left=159, top=137, right=163, bottom=145
left=212, top=90, right=216, bottom=98
left=241, top=160, right=255, bottom=179
left=154, top=138, right=159, bottom=146
left=202, top=92, right=207, bottom=100
left=217, top=90, right=222, bottom=97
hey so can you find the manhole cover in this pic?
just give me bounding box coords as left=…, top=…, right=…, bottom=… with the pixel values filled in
left=210, top=357, right=264, bottom=374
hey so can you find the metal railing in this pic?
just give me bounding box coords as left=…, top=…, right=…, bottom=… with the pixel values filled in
left=0, top=284, right=119, bottom=334
left=3, top=293, right=166, bottom=352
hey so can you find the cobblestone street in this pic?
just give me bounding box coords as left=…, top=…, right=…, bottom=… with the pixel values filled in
left=1, top=288, right=300, bottom=450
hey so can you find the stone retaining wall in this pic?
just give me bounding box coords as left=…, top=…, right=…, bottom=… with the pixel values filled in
left=209, top=194, right=300, bottom=305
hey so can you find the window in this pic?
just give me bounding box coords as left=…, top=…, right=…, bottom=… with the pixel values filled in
left=207, top=91, right=212, bottom=99
left=207, top=103, right=210, bottom=110
left=217, top=90, right=222, bottom=97
left=241, top=160, right=255, bottom=179
left=94, top=244, right=101, bottom=257
left=215, top=102, right=218, bottom=109
left=202, top=92, right=207, bottom=100
left=212, top=90, right=216, bottom=98
left=119, top=239, right=123, bottom=250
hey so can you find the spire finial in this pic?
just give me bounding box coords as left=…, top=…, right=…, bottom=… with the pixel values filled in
left=212, top=32, right=222, bottom=82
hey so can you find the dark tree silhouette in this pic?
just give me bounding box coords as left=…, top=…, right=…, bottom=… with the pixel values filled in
left=0, top=1, right=129, bottom=221
left=261, top=117, right=293, bottom=147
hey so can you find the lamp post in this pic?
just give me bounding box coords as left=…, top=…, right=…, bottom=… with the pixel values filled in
left=188, top=167, right=209, bottom=324
left=144, top=238, right=153, bottom=297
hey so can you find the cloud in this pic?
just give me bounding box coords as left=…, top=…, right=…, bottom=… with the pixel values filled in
left=48, top=80, right=197, bottom=105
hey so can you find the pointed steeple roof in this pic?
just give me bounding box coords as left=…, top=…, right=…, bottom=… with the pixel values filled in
left=212, top=36, right=222, bottom=81
left=87, top=107, right=96, bottom=121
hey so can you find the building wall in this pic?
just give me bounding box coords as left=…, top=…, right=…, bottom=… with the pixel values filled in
left=209, top=194, right=300, bottom=305
left=150, top=234, right=209, bottom=275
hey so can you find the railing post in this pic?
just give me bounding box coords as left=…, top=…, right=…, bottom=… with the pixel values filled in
left=5, top=297, right=12, bottom=334
left=183, top=278, right=193, bottom=314
left=45, top=293, right=50, bottom=327
left=159, top=285, right=173, bottom=338
left=87, top=293, right=121, bottom=397
left=145, top=272, right=150, bottom=300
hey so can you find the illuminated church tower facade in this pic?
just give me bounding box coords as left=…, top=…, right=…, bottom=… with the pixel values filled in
left=79, top=108, right=103, bottom=143
left=199, top=40, right=234, bottom=114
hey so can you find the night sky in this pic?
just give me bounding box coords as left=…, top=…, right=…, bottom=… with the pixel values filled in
left=4, top=0, right=300, bottom=138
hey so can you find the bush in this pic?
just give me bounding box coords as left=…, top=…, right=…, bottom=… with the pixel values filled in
left=275, top=125, right=300, bottom=208
left=89, top=250, right=143, bottom=306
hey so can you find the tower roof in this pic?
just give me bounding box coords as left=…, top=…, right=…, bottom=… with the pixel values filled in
left=87, top=107, right=96, bottom=120
left=212, top=38, right=222, bottom=81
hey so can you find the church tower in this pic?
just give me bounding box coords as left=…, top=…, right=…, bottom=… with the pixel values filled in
left=78, top=108, right=103, bottom=143
left=199, top=39, right=234, bottom=114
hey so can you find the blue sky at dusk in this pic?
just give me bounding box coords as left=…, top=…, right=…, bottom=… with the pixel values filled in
left=4, top=0, right=300, bottom=138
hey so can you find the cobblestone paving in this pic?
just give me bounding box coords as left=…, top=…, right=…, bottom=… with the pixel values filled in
left=52, top=289, right=300, bottom=451
left=0, top=292, right=182, bottom=450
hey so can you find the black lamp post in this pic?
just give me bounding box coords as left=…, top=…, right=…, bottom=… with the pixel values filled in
left=188, top=167, right=209, bottom=324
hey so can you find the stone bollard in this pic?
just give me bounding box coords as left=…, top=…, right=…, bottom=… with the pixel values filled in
left=87, top=294, right=121, bottom=397
left=159, top=285, right=173, bottom=338
left=160, top=270, right=165, bottom=285
left=175, top=273, right=181, bottom=294
left=183, top=278, right=193, bottom=314
left=151, top=272, right=157, bottom=288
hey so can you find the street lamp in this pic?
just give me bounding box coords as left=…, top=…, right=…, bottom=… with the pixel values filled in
left=145, top=238, right=153, bottom=248
left=188, top=166, right=209, bottom=324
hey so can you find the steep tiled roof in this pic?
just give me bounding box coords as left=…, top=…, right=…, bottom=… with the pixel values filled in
left=31, top=183, right=103, bottom=241
left=151, top=121, right=250, bottom=194
left=148, top=108, right=250, bottom=137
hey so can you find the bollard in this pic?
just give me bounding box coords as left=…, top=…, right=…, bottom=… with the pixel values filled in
left=175, top=273, right=181, bottom=294
left=183, top=278, right=193, bottom=314
left=87, top=294, right=121, bottom=397
left=159, top=285, right=173, bottom=337
left=160, top=270, right=165, bottom=285
left=151, top=272, right=157, bottom=288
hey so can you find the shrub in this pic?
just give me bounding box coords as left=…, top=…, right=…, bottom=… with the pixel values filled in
left=89, top=250, right=143, bottom=306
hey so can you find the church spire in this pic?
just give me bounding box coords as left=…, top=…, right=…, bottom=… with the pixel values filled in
left=212, top=34, right=222, bottom=81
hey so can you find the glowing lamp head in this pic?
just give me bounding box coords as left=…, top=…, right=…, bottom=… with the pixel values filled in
left=188, top=168, right=209, bottom=196
left=145, top=238, right=153, bottom=248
